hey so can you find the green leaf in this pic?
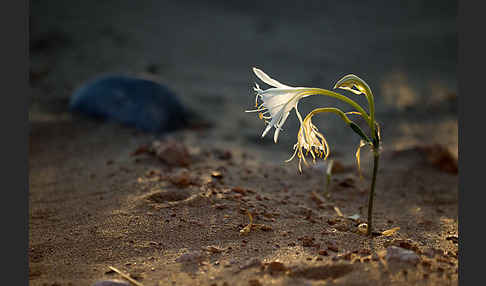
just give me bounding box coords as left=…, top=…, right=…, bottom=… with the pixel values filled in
left=349, top=122, right=371, bottom=143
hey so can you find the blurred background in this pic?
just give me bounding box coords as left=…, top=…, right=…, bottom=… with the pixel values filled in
left=29, top=0, right=457, bottom=165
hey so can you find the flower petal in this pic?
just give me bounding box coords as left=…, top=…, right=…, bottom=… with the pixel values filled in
left=333, top=74, right=370, bottom=96
left=253, top=67, right=292, bottom=88
left=355, top=140, right=368, bottom=179
left=261, top=122, right=273, bottom=138
left=274, top=111, right=290, bottom=143
left=261, top=107, right=284, bottom=138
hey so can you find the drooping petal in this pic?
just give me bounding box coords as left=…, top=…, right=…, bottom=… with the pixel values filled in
left=261, top=121, right=274, bottom=138
left=261, top=106, right=284, bottom=138
left=253, top=67, right=292, bottom=88
left=355, top=140, right=368, bottom=179
left=274, top=110, right=290, bottom=143
left=333, top=74, right=370, bottom=96
left=285, top=144, right=299, bottom=163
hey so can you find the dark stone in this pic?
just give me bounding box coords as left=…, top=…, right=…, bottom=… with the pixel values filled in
left=69, top=75, right=188, bottom=133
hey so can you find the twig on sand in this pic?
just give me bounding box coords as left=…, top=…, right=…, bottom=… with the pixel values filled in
left=108, top=266, right=145, bottom=286
left=239, top=210, right=254, bottom=235
left=381, top=227, right=400, bottom=236
left=334, top=206, right=344, bottom=217
left=240, top=210, right=272, bottom=235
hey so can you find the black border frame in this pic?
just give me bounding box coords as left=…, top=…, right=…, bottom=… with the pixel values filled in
left=1, top=0, right=29, bottom=285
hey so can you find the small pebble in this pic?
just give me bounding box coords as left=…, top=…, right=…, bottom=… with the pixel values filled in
left=91, top=280, right=131, bottom=286
left=205, top=245, right=224, bottom=254
left=318, top=250, right=329, bottom=256
left=211, top=171, right=223, bottom=178
left=385, top=246, right=420, bottom=265
left=327, top=243, right=339, bottom=252
left=176, top=251, right=205, bottom=263
left=239, top=258, right=261, bottom=270
left=302, top=237, right=314, bottom=247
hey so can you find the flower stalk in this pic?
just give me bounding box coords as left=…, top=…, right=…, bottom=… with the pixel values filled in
left=246, top=68, right=381, bottom=236
left=367, top=149, right=380, bottom=235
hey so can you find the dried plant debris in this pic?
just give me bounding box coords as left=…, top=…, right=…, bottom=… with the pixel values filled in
left=310, top=191, right=326, bottom=205
left=382, top=227, right=400, bottom=236
left=334, top=206, right=344, bottom=217
left=204, top=245, right=225, bottom=254
left=106, top=266, right=145, bottom=286
left=240, top=211, right=272, bottom=235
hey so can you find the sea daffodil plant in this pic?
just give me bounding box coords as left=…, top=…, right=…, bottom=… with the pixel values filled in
left=246, top=67, right=381, bottom=235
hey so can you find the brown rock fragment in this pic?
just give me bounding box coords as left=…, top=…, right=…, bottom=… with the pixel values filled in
left=152, top=139, right=191, bottom=167
left=318, top=250, right=329, bottom=256
left=267, top=261, right=287, bottom=274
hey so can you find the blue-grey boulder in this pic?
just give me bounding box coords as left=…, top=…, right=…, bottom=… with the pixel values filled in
left=69, top=75, right=188, bottom=133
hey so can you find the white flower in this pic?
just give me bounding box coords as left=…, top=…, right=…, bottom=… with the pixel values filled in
left=245, top=67, right=315, bottom=143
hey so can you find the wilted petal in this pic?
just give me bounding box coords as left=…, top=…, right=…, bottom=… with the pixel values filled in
left=355, top=139, right=368, bottom=179
left=334, top=74, right=370, bottom=96
left=286, top=115, right=329, bottom=171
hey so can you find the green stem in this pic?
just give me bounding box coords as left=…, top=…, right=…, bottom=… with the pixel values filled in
left=364, top=87, right=375, bottom=140
left=305, top=107, right=352, bottom=125
left=366, top=149, right=380, bottom=236
left=298, top=88, right=371, bottom=125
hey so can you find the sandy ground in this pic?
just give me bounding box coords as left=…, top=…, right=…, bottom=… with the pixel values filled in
left=29, top=1, right=458, bottom=285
